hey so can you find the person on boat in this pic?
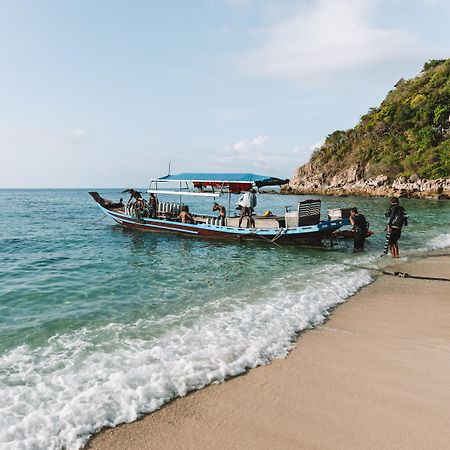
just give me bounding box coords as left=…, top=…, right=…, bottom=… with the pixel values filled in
left=124, top=188, right=142, bottom=205
left=349, top=207, right=368, bottom=252
left=238, top=188, right=256, bottom=228
left=133, top=197, right=147, bottom=217
left=384, top=196, right=407, bottom=258
left=212, top=202, right=226, bottom=225
left=179, top=205, right=195, bottom=224
left=149, top=193, right=158, bottom=218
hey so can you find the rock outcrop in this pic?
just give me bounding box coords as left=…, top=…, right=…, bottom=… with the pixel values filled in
left=282, top=163, right=450, bottom=199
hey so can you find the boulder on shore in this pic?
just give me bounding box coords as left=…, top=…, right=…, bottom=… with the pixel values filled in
left=282, top=163, right=449, bottom=199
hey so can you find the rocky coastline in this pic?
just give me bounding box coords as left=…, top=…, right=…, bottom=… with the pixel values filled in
left=281, top=163, right=450, bottom=199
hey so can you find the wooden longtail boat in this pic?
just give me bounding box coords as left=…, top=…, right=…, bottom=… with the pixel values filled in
left=89, top=173, right=351, bottom=245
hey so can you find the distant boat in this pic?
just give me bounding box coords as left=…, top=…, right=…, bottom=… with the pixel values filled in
left=89, top=173, right=351, bottom=246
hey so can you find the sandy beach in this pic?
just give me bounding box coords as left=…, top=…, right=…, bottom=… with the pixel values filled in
left=86, top=254, right=450, bottom=450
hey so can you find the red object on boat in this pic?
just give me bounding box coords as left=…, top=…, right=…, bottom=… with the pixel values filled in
left=193, top=181, right=252, bottom=193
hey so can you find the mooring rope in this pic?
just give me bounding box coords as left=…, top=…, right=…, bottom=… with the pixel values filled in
left=73, top=216, right=106, bottom=225
left=254, top=232, right=283, bottom=248
left=271, top=228, right=288, bottom=243
left=337, top=261, right=450, bottom=282
left=379, top=270, right=450, bottom=282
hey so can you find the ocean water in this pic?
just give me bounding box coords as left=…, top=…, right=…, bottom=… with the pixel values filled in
left=0, top=189, right=449, bottom=449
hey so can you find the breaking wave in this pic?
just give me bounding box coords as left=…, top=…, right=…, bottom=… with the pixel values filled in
left=0, top=264, right=371, bottom=450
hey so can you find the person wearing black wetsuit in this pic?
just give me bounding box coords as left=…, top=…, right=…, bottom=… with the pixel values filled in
left=350, top=207, right=368, bottom=252
left=385, top=196, right=404, bottom=258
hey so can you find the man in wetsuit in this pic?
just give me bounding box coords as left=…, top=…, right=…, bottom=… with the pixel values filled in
left=350, top=207, right=368, bottom=252
left=385, top=196, right=406, bottom=258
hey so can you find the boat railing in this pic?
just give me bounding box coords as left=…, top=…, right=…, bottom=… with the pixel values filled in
left=157, top=202, right=183, bottom=216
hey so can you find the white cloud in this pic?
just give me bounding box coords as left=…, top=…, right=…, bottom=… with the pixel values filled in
left=228, top=135, right=269, bottom=158
left=68, top=129, right=91, bottom=143
left=290, top=137, right=325, bottom=160
left=237, top=0, right=427, bottom=86
left=309, top=138, right=325, bottom=151
left=210, top=135, right=313, bottom=176
left=218, top=136, right=276, bottom=168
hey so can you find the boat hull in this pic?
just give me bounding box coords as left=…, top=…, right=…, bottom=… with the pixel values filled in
left=96, top=204, right=348, bottom=245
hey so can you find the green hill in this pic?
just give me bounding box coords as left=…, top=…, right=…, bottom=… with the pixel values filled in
left=310, top=59, right=450, bottom=180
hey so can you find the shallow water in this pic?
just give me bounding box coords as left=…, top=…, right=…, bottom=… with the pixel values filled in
left=0, top=189, right=449, bottom=449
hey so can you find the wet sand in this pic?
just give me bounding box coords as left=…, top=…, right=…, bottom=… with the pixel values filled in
left=86, top=255, right=450, bottom=450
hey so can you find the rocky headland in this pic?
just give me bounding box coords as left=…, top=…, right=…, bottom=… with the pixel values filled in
left=283, top=163, right=450, bottom=199
left=283, top=59, right=450, bottom=199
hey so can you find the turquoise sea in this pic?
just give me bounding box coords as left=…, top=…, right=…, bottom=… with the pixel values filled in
left=1, top=189, right=449, bottom=449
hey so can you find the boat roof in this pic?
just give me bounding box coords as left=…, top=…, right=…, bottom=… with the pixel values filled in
left=155, top=173, right=288, bottom=187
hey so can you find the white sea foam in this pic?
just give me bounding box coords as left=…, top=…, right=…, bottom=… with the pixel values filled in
left=0, top=265, right=372, bottom=450
left=425, top=232, right=450, bottom=251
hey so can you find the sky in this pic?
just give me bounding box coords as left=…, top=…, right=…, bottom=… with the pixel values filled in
left=0, top=0, right=449, bottom=188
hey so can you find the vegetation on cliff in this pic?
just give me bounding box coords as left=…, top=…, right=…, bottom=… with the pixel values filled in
left=310, top=59, right=450, bottom=180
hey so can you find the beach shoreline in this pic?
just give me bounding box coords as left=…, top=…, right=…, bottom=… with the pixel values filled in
left=86, top=253, right=450, bottom=450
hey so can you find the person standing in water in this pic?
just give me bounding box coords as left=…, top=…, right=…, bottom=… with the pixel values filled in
left=349, top=207, right=368, bottom=252
left=384, top=196, right=407, bottom=258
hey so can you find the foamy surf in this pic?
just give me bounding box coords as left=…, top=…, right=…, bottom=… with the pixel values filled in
left=0, top=264, right=371, bottom=450
left=425, top=233, right=450, bottom=251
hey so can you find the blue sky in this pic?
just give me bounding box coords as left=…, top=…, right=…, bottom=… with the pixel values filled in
left=1, top=0, right=449, bottom=188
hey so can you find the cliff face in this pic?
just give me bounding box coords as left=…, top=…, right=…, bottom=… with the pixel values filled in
left=284, top=59, right=450, bottom=199
left=284, top=162, right=450, bottom=198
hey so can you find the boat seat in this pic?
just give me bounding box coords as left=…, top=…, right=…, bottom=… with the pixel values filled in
left=225, top=217, right=280, bottom=228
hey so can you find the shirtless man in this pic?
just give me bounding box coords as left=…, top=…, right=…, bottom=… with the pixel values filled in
left=179, top=205, right=195, bottom=224
left=212, top=202, right=226, bottom=225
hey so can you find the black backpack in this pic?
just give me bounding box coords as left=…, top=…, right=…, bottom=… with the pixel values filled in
left=392, top=206, right=408, bottom=227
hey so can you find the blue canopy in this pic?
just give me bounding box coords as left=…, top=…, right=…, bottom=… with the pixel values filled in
left=156, top=173, right=289, bottom=187
left=158, top=173, right=271, bottom=182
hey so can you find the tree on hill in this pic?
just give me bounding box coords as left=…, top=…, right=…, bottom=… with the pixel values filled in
left=310, top=59, right=450, bottom=180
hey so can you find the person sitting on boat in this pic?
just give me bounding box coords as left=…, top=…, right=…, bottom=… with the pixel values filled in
left=349, top=207, right=368, bottom=252
left=238, top=189, right=256, bottom=228
left=133, top=197, right=147, bottom=217
left=179, top=205, right=195, bottom=224
left=212, top=202, right=226, bottom=225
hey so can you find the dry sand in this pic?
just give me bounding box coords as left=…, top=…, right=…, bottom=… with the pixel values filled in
left=86, top=255, right=450, bottom=450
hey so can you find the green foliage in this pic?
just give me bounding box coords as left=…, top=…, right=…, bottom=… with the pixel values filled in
left=309, top=58, right=450, bottom=180
left=423, top=59, right=446, bottom=72
left=410, top=94, right=426, bottom=109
